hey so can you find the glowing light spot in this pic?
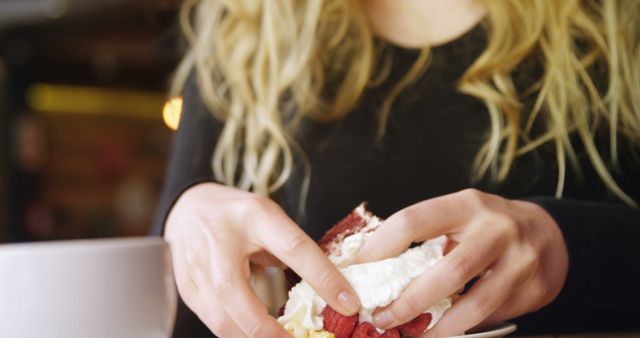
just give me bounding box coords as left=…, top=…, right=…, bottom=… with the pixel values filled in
left=25, top=83, right=166, bottom=118
left=163, top=97, right=183, bottom=131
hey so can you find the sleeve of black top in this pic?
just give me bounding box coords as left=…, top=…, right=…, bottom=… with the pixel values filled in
left=151, top=78, right=222, bottom=236
left=512, top=198, right=640, bottom=335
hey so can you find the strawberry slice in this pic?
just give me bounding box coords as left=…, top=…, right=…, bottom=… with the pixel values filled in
left=351, top=322, right=380, bottom=338
left=351, top=322, right=399, bottom=338
left=398, top=313, right=432, bottom=337
left=321, top=306, right=358, bottom=338
left=381, top=328, right=400, bottom=338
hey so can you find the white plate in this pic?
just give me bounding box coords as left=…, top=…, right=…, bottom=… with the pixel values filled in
left=449, top=323, right=517, bottom=338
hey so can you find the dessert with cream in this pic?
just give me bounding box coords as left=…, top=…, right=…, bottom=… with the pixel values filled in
left=278, top=204, right=452, bottom=338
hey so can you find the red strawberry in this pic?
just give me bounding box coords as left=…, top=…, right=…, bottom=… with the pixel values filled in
left=398, top=313, right=432, bottom=337
left=351, top=322, right=399, bottom=338
left=351, top=322, right=381, bottom=338
left=321, top=306, right=358, bottom=338
left=381, top=328, right=400, bottom=338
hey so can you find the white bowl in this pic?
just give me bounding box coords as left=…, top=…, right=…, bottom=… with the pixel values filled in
left=450, top=322, right=517, bottom=338
left=0, top=237, right=177, bottom=338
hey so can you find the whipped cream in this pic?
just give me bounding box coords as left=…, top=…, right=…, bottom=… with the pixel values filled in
left=278, top=230, right=452, bottom=334
left=328, top=231, right=372, bottom=267
left=279, top=281, right=327, bottom=331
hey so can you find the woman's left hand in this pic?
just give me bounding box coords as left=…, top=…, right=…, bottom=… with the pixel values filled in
left=351, top=189, right=569, bottom=337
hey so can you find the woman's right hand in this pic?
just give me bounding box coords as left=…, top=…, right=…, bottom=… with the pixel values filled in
left=164, top=182, right=360, bottom=337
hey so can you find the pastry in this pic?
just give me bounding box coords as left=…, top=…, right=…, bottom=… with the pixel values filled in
left=278, top=203, right=452, bottom=338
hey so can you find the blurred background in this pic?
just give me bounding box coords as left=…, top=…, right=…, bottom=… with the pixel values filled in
left=0, top=0, right=182, bottom=243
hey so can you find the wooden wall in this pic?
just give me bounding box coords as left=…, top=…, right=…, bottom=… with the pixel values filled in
left=1, top=0, right=180, bottom=241
left=38, top=112, right=172, bottom=239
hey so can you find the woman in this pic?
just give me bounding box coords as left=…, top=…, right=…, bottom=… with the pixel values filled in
left=154, top=0, right=640, bottom=337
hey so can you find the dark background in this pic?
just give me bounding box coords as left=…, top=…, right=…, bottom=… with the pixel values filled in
left=0, top=0, right=182, bottom=243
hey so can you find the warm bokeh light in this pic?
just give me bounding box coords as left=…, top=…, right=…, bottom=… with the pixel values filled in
left=26, top=83, right=166, bottom=119
left=163, top=97, right=183, bottom=131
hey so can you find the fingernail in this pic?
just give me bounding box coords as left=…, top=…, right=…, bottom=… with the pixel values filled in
left=373, top=310, right=394, bottom=328
left=338, top=291, right=359, bottom=313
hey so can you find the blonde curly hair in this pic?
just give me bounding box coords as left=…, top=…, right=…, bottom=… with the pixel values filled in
left=172, top=0, right=640, bottom=206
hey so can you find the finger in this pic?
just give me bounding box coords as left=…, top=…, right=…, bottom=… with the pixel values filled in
left=181, top=279, right=250, bottom=337
left=478, top=241, right=553, bottom=330
left=197, top=302, right=249, bottom=338
left=215, top=263, right=290, bottom=338
left=422, top=255, right=524, bottom=338
left=478, top=274, right=545, bottom=329
left=174, top=250, right=248, bottom=337
left=353, top=190, right=480, bottom=264
left=250, top=251, right=286, bottom=268
left=372, top=222, right=509, bottom=329
left=443, top=237, right=458, bottom=255
left=170, top=236, right=210, bottom=316
left=257, top=210, right=361, bottom=316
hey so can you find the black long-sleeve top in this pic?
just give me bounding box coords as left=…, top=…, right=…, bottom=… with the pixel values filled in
left=154, top=24, right=640, bottom=337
